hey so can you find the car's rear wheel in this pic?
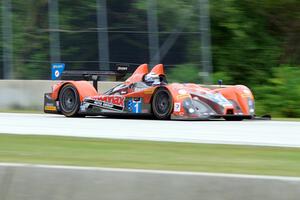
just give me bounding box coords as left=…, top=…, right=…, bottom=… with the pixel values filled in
left=152, top=87, right=173, bottom=120
left=59, top=84, right=81, bottom=117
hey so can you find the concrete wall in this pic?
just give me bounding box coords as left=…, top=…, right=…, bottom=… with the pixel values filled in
left=0, top=163, right=300, bottom=200
left=0, top=80, right=119, bottom=110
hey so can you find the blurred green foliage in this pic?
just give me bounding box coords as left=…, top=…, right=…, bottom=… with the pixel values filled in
left=0, top=0, right=299, bottom=117
left=254, top=66, right=300, bottom=118
left=168, top=64, right=199, bottom=83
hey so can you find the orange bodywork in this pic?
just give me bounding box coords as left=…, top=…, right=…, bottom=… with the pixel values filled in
left=124, top=86, right=159, bottom=104
left=151, top=64, right=165, bottom=76
left=52, top=81, right=98, bottom=101
left=214, top=85, right=254, bottom=115
left=125, top=64, right=149, bottom=85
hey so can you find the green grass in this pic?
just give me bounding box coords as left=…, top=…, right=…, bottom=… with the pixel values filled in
left=0, top=134, right=300, bottom=177
left=272, top=118, right=300, bottom=122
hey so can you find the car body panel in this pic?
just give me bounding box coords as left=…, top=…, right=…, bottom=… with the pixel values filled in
left=51, top=81, right=98, bottom=101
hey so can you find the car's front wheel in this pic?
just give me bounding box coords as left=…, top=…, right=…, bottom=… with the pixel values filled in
left=59, top=84, right=81, bottom=117
left=152, top=87, right=173, bottom=120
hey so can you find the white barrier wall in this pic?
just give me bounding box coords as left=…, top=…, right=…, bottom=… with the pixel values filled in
left=0, top=163, right=300, bottom=200
left=0, top=80, right=120, bottom=110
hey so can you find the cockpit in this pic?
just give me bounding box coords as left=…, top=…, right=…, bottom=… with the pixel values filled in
left=105, top=73, right=167, bottom=95
left=104, top=63, right=167, bottom=95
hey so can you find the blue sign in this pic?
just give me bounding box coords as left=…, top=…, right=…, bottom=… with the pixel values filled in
left=51, top=63, right=65, bottom=80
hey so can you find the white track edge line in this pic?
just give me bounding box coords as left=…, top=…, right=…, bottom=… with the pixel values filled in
left=0, top=162, right=299, bottom=181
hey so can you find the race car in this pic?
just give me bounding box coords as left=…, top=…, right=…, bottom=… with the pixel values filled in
left=44, top=63, right=256, bottom=120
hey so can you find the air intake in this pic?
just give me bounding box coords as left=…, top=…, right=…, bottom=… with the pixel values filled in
left=226, top=109, right=234, bottom=115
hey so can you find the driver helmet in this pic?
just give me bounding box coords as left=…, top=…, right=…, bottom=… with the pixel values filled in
left=144, top=72, right=161, bottom=86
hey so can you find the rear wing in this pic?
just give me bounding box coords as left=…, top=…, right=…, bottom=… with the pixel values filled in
left=56, top=64, right=128, bottom=91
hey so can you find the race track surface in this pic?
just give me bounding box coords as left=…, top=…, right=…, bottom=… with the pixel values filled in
left=1, top=113, right=300, bottom=148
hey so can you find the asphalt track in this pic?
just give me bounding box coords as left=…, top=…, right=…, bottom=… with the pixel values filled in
left=0, top=113, right=300, bottom=148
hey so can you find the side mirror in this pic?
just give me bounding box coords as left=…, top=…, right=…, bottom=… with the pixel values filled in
left=218, top=80, right=223, bottom=87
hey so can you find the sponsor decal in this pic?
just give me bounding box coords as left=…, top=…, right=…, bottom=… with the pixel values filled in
left=178, top=89, right=187, bottom=95
left=243, top=89, right=251, bottom=94
left=142, top=109, right=149, bottom=113
left=45, top=102, right=54, bottom=106
left=176, top=94, right=190, bottom=100
left=248, top=99, right=253, bottom=106
left=117, top=66, right=128, bottom=71
left=55, top=70, right=60, bottom=77
left=45, top=94, right=52, bottom=100
left=193, top=96, right=200, bottom=101
left=241, top=93, right=252, bottom=98
left=56, top=101, right=60, bottom=110
left=91, top=95, right=125, bottom=111
left=44, top=105, right=57, bottom=111
left=80, top=105, right=87, bottom=112
left=174, top=103, right=181, bottom=112
left=143, top=88, right=155, bottom=95
left=51, top=63, right=65, bottom=80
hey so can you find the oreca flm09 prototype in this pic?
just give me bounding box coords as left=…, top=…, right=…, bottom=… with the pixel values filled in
left=44, top=64, right=259, bottom=120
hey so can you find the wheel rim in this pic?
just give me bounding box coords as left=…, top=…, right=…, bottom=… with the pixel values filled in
left=155, top=91, right=170, bottom=115
left=61, top=88, right=77, bottom=112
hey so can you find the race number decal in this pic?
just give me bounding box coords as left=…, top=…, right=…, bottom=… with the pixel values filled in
left=128, top=98, right=142, bottom=113
left=132, top=100, right=142, bottom=113
left=174, top=103, right=181, bottom=112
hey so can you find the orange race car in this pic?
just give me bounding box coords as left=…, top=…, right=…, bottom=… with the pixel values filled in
left=44, top=63, right=258, bottom=120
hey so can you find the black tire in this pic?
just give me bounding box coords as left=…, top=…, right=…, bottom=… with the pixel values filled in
left=59, top=84, right=81, bottom=117
left=152, top=87, right=173, bottom=120
left=224, top=116, right=244, bottom=121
